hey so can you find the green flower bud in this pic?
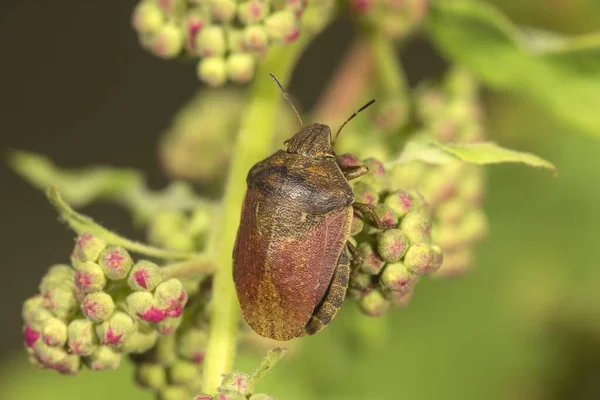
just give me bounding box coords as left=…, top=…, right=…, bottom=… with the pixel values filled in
left=183, top=11, right=209, bottom=53
left=132, top=2, right=165, bottom=35
left=157, top=316, right=183, bottom=336
left=349, top=269, right=373, bottom=295
left=43, top=283, right=77, bottom=319
left=155, top=279, right=188, bottom=313
left=227, top=53, right=255, bottom=83
left=357, top=242, right=385, bottom=275
left=136, top=363, right=167, bottom=390
left=96, top=311, right=136, bottom=348
left=41, top=317, right=68, bottom=347
left=195, top=26, right=226, bottom=57
left=350, top=213, right=364, bottom=236
left=380, top=262, right=419, bottom=292
left=67, top=319, right=98, bottom=356
left=71, top=233, right=107, bottom=267
left=86, top=345, right=122, bottom=371
left=159, top=386, right=190, bottom=400
left=353, top=182, right=379, bottom=205
left=220, top=372, right=253, bottom=396
left=265, top=10, right=300, bottom=43
left=227, top=28, right=244, bottom=53
left=39, top=264, right=75, bottom=293
left=127, top=291, right=157, bottom=322
left=237, top=0, right=269, bottom=24
left=373, top=204, right=398, bottom=228
left=359, top=290, right=390, bottom=317
left=388, top=288, right=414, bottom=308
left=362, top=158, right=387, bottom=187
left=22, top=295, right=44, bottom=324
left=377, top=229, right=409, bottom=262
left=74, top=261, right=106, bottom=293
left=384, top=190, right=414, bottom=219
left=155, top=0, right=186, bottom=16
left=242, top=25, right=269, bottom=52
left=31, top=340, right=81, bottom=375
left=55, top=353, right=81, bottom=375
left=178, top=328, right=208, bottom=363
left=151, top=23, right=184, bottom=59
left=249, top=395, right=276, bottom=400
left=197, top=56, right=227, bottom=87
left=121, top=326, right=158, bottom=354
left=404, top=243, right=440, bottom=275
left=26, top=305, right=53, bottom=331
left=98, top=246, right=133, bottom=280
left=82, top=292, right=115, bottom=323
left=210, top=0, right=237, bottom=22
left=128, top=260, right=164, bottom=291
left=400, top=211, right=432, bottom=244
left=169, top=360, right=200, bottom=384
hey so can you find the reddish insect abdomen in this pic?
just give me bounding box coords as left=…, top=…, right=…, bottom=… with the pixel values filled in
left=233, top=188, right=352, bottom=341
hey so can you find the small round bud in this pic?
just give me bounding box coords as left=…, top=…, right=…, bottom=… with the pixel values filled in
left=71, top=233, right=107, bottom=267
left=26, top=307, right=53, bottom=332
left=377, top=229, right=409, bottom=262
left=39, top=264, right=75, bottom=293
left=22, top=295, right=44, bottom=324
left=98, top=246, right=133, bottom=280
left=353, top=182, right=379, bottom=205
left=362, top=158, right=387, bottom=187
left=210, top=0, right=237, bottom=22
left=157, top=316, right=183, bottom=336
left=41, top=318, right=68, bottom=347
left=197, top=57, right=227, bottom=87
left=159, top=386, right=190, bottom=400
left=86, top=345, right=122, bottom=371
left=384, top=190, right=414, bottom=218
left=359, top=290, right=390, bottom=316
left=23, top=325, right=41, bottom=348
left=54, top=353, right=81, bottom=375
left=67, top=319, right=98, bottom=356
left=96, top=311, right=136, bottom=347
left=136, top=363, right=167, bottom=390
left=74, top=261, right=106, bottom=293
left=404, top=243, right=438, bottom=275
left=169, top=360, right=200, bottom=384
left=226, top=53, right=255, bottom=83
left=195, top=26, right=226, bottom=57
left=132, top=2, right=165, bottom=35
left=349, top=270, right=373, bottom=295
left=242, top=25, right=269, bottom=52
left=82, top=292, right=115, bottom=323
left=220, top=372, right=253, bottom=396
left=400, top=211, right=432, bottom=244
left=227, top=28, right=244, bottom=53
left=43, top=283, right=77, bottom=319
left=380, top=262, right=419, bottom=292
left=388, top=288, right=414, bottom=308
left=121, top=327, right=158, bottom=354
left=127, top=291, right=164, bottom=323
left=350, top=213, right=364, bottom=236
left=373, top=204, right=398, bottom=228
left=151, top=23, right=184, bottom=59
left=183, top=12, right=208, bottom=53
left=265, top=10, right=300, bottom=43
left=155, top=279, right=188, bottom=317
left=357, top=242, right=385, bottom=275
left=238, top=0, right=269, bottom=24
left=128, top=260, right=164, bottom=291
left=178, top=328, right=208, bottom=363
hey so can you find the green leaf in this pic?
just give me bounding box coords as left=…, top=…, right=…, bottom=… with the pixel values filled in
left=426, top=1, right=600, bottom=138
left=390, top=139, right=556, bottom=175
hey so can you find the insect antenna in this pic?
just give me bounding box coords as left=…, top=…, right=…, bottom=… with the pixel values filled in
left=331, top=98, right=377, bottom=145
left=269, top=73, right=302, bottom=128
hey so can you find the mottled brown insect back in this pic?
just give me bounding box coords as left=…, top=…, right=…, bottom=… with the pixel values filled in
left=234, top=77, right=377, bottom=341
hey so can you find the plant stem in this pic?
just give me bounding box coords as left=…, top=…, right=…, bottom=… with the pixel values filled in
left=201, top=39, right=309, bottom=395
left=161, top=256, right=216, bottom=279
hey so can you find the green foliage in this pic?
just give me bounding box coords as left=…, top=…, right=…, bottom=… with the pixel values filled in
left=427, top=0, right=600, bottom=138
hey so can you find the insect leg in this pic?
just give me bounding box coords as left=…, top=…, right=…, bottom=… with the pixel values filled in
left=304, top=247, right=350, bottom=335
left=346, top=241, right=362, bottom=265
left=342, top=165, right=368, bottom=181
left=353, top=202, right=389, bottom=229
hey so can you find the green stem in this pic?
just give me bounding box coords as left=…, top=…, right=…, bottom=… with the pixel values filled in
left=47, top=186, right=199, bottom=260
left=368, top=31, right=408, bottom=97
left=161, top=256, right=216, bottom=279
left=201, top=40, right=309, bottom=395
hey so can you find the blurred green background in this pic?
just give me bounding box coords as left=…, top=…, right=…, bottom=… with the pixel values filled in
left=1, top=0, right=600, bottom=399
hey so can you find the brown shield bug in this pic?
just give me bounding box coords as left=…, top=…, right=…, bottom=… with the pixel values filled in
left=233, top=74, right=384, bottom=341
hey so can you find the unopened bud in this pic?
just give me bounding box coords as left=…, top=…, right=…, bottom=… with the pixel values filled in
left=195, top=26, right=226, bottom=57
left=400, top=211, right=432, bottom=244
left=350, top=213, right=364, bottom=236
left=39, top=264, right=74, bottom=293
left=227, top=53, right=255, bottom=83
left=96, top=311, right=136, bottom=347
left=388, top=288, right=414, bottom=308
left=71, top=233, right=107, bottom=267
left=86, top=345, right=122, bottom=370
left=373, top=204, right=398, bottom=228
left=357, top=242, right=385, bottom=275
left=74, top=261, right=106, bottom=293
left=136, top=363, right=167, bottom=390
left=197, top=56, right=227, bottom=87
left=98, top=246, right=133, bottom=280
left=215, top=392, right=246, bottom=400
left=238, top=0, right=269, bottom=24
left=210, top=0, right=237, bottom=22
left=157, top=316, right=183, bottom=335
left=380, top=262, right=419, bottom=292
left=82, top=292, right=115, bottom=323
left=384, top=190, right=414, bottom=218
left=155, top=279, right=188, bottom=317
left=151, top=23, right=184, bottom=59
left=22, top=295, right=44, bottom=324
left=121, top=326, right=158, bottom=354
left=182, top=11, right=208, bottom=53
left=377, top=229, right=409, bottom=262
left=43, top=283, right=77, bottom=319
left=67, top=319, right=98, bottom=356
left=132, top=2, right=165, bottom=35
left=42, top=318, right=68, bottom=347
left=265, top=10, right=300, bottom=43
left=159, top=386, right=190, bottom=400
left=227, top=28, right=244, bottom=53
left=194, top=394, right=214, bottom=400
left=242, top=25, right=269, bottom=52
left=404, top=243, right=439, bottom=275
left=220, top=372, right=253, bottom=396
left=353, top=182, right=379, bottom=205
left=128, top=260, right=164, bottom=291
left=178, top=328, right=208, bottom=363
left=169, top=360, right=200, bottom=384
left=359, top=290, right=390, bottom=316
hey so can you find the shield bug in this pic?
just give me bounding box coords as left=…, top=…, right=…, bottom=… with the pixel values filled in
left=233, top=74, right=384, bottom=341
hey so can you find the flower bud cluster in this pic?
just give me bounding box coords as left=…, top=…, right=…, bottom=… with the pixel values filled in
left=337, top=155, right=443, bottom=316
left=348, top=0, right=430, bottom=40
left=22, top=233, right=189, bottom=375
left=193, top=371, right=275, bottom=400
left=131, top=0, right=334, bottom=85
left=392, top=68, right=489, bottom=276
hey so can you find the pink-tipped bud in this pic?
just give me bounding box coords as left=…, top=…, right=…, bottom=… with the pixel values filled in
left=42, top=283, right=77, bottom=319
left=86, top=345, right=122, bottom=371
left=238, top=0, right=269, bottom=24
left=400, top=211, right=432, bottom=244
left=226, top=53, right=256, bottom=83
left=96, top=311, right=136, bottom=348
left=359, top=290, right=390, bottom=317
left=67, top=319, right=98, bottom=356
left=404, top=243, right=438, bottom=275
left=265, top=10, right=300, bottom=44
left=197, top=56, right=227, bottom=87
left=380, top=262, right=419, bottom=292
left=151, top=23, right=184, bottom=59
left=195, top=25, right=227, bottom=57
left=177, top=328, right=208, bottom=363
left=157, top=316, right=182, bottom=336
left=357, top=242, right=385, bottom=275
left=128, top=260, right=164, bottom=291
left=71, top=233, right=107, bottom=267
left=81, top=292, right=115, bottom=323
left=183, top=12, right=208, bottom=53
left=74, top=261, right=107, bottom=293
left=377, top=229, right=410, bottom=262
left=132, top=2, right=165, bottom=35
left=41, top=317, right=68, bottom=347
left=98, top=246, right=133, bottom=280
left=242, top=25, right=269, bottom=52
left=220, top=372, right=253, bottom=396
left=210, top=0, right=237, bottom=22
left=121, top=327, right=158, bottom=354
left=384, top=190, right=414, bottom=219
